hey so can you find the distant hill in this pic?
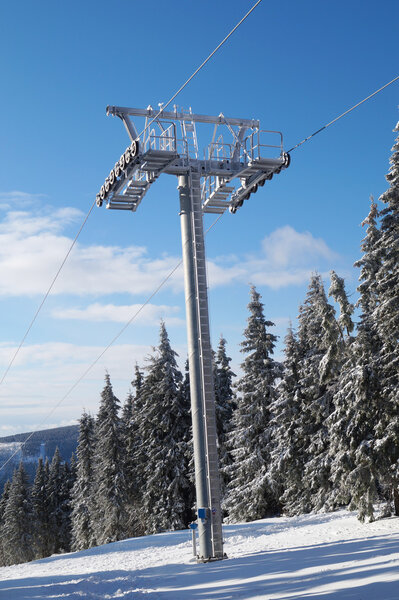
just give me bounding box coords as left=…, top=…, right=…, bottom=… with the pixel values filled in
left=0, top=424, right=79, bottom=493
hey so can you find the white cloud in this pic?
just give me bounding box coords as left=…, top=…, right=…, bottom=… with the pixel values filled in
left=0, top=341, right=149, bottom=370
left=52, top=302, right=184, bottom=325
left=0, top=339, right=189, bottom=433
left=0, top=342, right=152, bottom=420
left=207, top=225, right=339, bottom=290
left=0, top=207, right=83, bottom=237
left=0, top=202, right=183, bottom=297
left=249, top=268, right=315, bottom=289
left=0, top=198, right=338, bottom=298
left=261, top=225, right=337, bottom=267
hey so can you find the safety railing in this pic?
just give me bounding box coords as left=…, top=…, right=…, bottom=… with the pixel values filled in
left=206, top=140, right=234, bottom=161
left=245, top=130, right=284, bottom=161
left=142, top=122, right=186, bottom=154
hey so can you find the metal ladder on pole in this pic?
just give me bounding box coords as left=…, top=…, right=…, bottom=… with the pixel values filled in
left=189, top=168, right=224, bottom=559
left=182, top=110, right=199, bottom=159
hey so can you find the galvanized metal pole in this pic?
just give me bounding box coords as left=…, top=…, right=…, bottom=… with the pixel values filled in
left=178, top=173, right=213, bottom=561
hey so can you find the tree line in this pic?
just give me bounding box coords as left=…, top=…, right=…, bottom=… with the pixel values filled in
left=0, top=121, right=398, bottom=566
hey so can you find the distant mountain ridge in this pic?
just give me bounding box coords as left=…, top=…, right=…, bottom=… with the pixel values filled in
left=0, top=424, right=79, bottom=446
left=0, top=424, right=79, bottom=492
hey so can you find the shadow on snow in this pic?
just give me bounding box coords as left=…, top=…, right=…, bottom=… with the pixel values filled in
left=1, top=533, right=399, bottom=599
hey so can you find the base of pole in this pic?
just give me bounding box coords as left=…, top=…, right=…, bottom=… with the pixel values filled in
left=196, top=553, right=228, bottom=563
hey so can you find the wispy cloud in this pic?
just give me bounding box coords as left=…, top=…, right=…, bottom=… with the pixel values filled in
left=0, top=191, right=46, bottom=210
left=52, top=302, right=184, bottom=325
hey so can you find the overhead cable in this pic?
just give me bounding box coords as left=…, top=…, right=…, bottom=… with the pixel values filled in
left=136, top=0, right=263, bottom=138
left=288, top=74, right=399, bottom=153
left=0, top=200, right=97, bottom=389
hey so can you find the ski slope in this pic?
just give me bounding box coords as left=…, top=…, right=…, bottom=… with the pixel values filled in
left=1, top=510, right=399, bottom=599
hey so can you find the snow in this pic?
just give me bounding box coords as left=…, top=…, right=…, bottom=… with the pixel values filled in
left=1, top=510, right=399, bottom=599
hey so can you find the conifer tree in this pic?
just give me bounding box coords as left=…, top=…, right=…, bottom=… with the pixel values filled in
left=71, top=412, right=96, bottom=550
left=48, top=447, right=72, bottom=554
left=224, top=286, right=282, bottom=522
left=3, top=463, right=34, bottom=565
left=269, top=324, right=303, bottom=512
left=121, top=389, right=144, bottom=538
left=329, top=270, right=354, bottom=340
left=286, top=274, right=341, bottom=514
left=0, top=480, right=11, bottom=566
left=373, top=122, right=399, bottom=514
left=180, top=358, right=195, bottom=516
left=131, top=363, right=144, bottom=398
left=92, top=374, right=128, bottom=545
left=328, top=200, right=382, bottom=521
left=120, top=364, right=148, bottom=537
left=134, top=322, right=192, bottom=533
left=31, top=457, right=52, bottom=558
left=214, top=335, right=236, bottom=496
left=121, top=391, right=134, bottom=425
left=64, top=459, right=76, bottom=546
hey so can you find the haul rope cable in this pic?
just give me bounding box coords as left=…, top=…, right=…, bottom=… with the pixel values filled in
left=287, top=74, right=399, bottom=153
left=0, top=0, right=263, bottom=393
left=0, top=200, right=96, bottom=389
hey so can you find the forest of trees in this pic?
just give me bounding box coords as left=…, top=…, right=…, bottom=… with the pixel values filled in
left=0, top=121, right=398, bottom=566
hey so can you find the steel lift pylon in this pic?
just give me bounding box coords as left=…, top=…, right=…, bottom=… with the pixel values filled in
left=96, top=105, right=290, bottom=562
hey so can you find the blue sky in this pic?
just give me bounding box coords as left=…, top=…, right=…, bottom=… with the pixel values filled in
left=0, top=0, right=398, bottom=435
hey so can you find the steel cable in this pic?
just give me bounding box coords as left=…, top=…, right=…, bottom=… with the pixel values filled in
left=287, top=74, right=399, bottom=153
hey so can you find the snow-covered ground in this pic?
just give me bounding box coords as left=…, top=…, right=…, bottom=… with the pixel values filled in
left=1, top=510, right=399, bottom=599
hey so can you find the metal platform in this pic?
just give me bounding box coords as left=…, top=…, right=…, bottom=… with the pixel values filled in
left=96, top=106, right=290, bottom=215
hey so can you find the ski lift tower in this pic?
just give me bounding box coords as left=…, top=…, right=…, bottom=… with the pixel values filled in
left=96, top=105, right=290, bottom=562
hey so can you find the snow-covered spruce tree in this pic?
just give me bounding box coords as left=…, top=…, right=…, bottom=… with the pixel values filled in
left=122, top=391, right=133, bottom=424
left=131, top=363, right=144, bottom=398
left=31, top=457, right=52, bottom=559
left=372, top=122, right=399, bottom=514
left=180, top=358, right=195, bottom=519
left=133, top=322, right=192, bottom=533
left=121, top=386, right=144, bottom=538
left=92, top=374, right=128, bottom=545
left=224, top=285, right=282, bottom=522
left=3, top=463, right=34, bottom=565
left=268, top=324, right=304, bottom=512
left=69, top=454, right=77, bottom=487
left=329, top=270, right=355, bottom=341
left=213, top=335, right=236, bottom=497
left=120, top=363, right=149, bottom=537
left=71, top=412, right=96, bottom=550
left=64, top=453, right=77, bottom=536
left=286, top=274, right=341, bottom=514
left=0, top=480, right=11, bottom=566
left=327, top=200, right=382, bottom=521
left=48, top=447, right=73, bottom=554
